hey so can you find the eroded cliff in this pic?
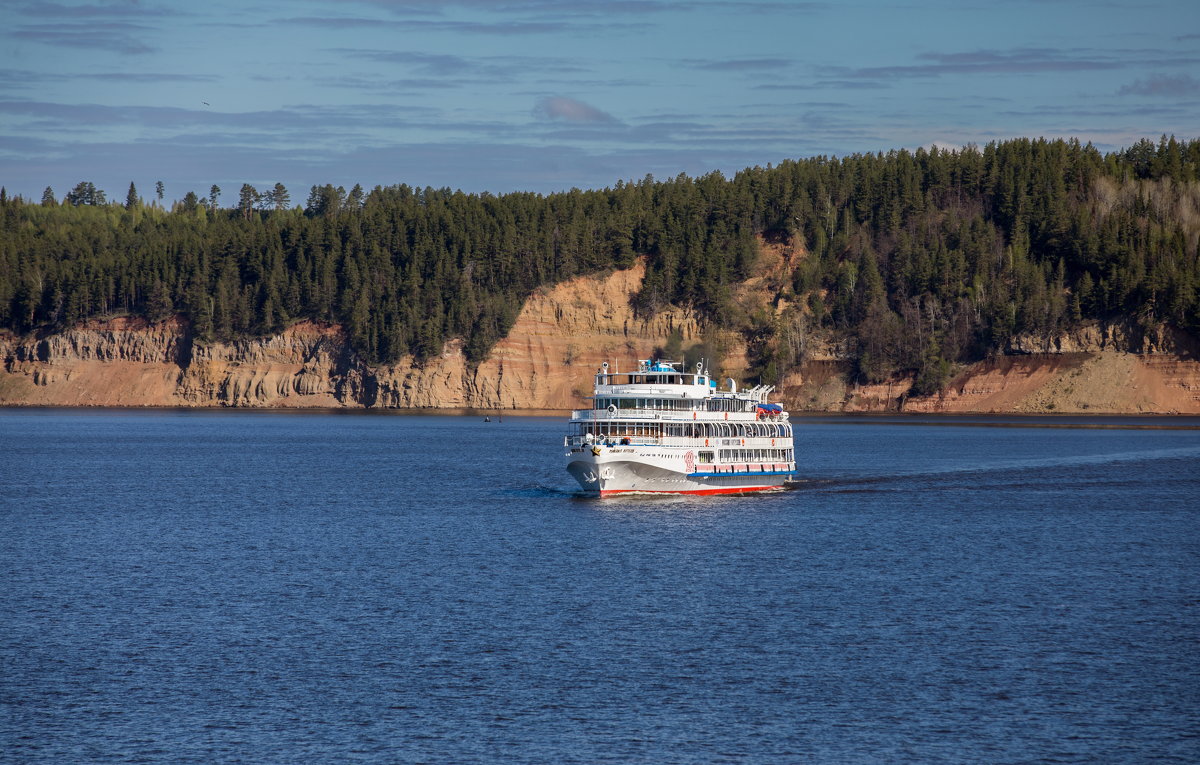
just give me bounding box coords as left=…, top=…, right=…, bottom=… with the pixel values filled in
left=0, top=262, right=701, bottom=410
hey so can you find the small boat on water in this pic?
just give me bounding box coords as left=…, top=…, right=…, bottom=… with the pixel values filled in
left=564, top=359, right=795, bottom=496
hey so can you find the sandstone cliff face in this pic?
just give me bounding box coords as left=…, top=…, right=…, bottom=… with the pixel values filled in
left=1007, top=320, right=1199, bottom=356
left=0, top=318, right=354, bottom=408
left=778, top=349, right=1200, bottom=414
left=0, top=263, right=701, bottom=410
left=370, top=262, right=699, bottom=409
left=3, top=260, right=1199, bottom=413
left=0, top=317, right=189, bottom=407
left=176, top=322, right=351, bottom=407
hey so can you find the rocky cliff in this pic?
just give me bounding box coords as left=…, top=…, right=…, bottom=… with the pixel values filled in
left=3, top=260, right=1199, bottom=413
left=0, top=262, right=700, bottom=410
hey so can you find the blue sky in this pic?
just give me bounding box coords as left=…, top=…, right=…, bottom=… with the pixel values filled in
left=1, top=0, right=1198, bottom=203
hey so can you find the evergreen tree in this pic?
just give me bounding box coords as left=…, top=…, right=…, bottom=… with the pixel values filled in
left=271, top=182, right=289, bottom=210
left=64, top=181, right=105, bottom=206
left=238, top=184, right=259, bottom=219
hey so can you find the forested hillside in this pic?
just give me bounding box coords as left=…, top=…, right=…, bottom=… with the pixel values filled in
left=2, top=136, right=1197, bottom=391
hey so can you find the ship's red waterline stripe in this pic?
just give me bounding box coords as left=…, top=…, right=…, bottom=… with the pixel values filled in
left=597, top=485, right=784, bottom=497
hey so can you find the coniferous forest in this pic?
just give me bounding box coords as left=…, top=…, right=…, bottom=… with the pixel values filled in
left=2, top=137, right=1198, bottom=392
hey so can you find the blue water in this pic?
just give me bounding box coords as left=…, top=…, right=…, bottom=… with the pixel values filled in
left=2, top=410, right=1198, bottom=763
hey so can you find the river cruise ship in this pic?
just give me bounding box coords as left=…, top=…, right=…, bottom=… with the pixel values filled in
left=564, top=359, right=795, bottom=496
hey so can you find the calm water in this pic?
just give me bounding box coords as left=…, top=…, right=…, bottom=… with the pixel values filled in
left=2, top=410, right=1198, bottom=764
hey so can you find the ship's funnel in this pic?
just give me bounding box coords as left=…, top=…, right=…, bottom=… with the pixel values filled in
left=726, top=377, right=736, bottom=393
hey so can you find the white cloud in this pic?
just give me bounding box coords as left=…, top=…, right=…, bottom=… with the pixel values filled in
left=534, top=96, right=618, bottom=124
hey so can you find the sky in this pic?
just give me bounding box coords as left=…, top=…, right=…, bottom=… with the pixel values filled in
left=1, top=0, right=1198, bottom=204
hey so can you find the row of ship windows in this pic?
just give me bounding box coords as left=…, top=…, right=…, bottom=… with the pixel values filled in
left=593, top=397, right=760, bottom=413
left=665, top=422, right=791, bottom=439
left=575, top=422, right=792, bottom=439
left=714, top=449, right=794, bottom=463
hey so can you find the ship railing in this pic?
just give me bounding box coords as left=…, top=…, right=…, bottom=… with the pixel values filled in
left=594, top=384, right=709, bottom=397
left=570, top=408, right=768, bottom=421
left=571, top=408, right=694, bottom=420
left=565, top=433, right=794, bottom=454
left=563, top=435, right=665, bottom=447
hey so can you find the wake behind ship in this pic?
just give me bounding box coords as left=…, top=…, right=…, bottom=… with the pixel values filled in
left=564, top=360, right=795, bottom=496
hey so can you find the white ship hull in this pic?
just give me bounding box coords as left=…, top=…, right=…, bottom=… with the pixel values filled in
left=566, top=447, right=791, bottom=497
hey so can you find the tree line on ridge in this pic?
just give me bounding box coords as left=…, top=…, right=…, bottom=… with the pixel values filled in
left=1, top=136, right=1197, bottom=393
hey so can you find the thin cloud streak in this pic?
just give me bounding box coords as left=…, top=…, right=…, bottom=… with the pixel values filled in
left=339, top=0, right=814, bottom=18
left=333, top=49, right=588, bottom=81
left=684, top=58, right=793, bottom=71
left=12, top=23, right=160, bottom=54
left=826, top=47, right=1200, bottom=81
left=9, top=1, right=185, bottom=19
left=1118, top=73, right=1200, bottom=96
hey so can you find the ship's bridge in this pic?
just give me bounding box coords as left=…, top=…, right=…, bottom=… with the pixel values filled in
left=592, top=359, right=713, bottom=399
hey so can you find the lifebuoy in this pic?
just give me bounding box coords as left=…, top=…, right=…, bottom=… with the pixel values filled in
left=607, top=404, right=617, bottom=414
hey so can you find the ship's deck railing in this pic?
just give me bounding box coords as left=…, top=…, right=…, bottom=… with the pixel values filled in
left=564, top=435, right=664, bottom=447
left=571, top=408, right=786, bottom=422
left=564, top=435, right=795, bottom=451
left=593, top=384, right=710, bottom=398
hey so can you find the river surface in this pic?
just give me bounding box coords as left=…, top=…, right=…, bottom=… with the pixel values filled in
left=2, top=410, right=1198, bottom=763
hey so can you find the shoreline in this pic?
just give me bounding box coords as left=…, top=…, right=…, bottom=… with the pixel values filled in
left=5, top=404, right=1200, bottom=428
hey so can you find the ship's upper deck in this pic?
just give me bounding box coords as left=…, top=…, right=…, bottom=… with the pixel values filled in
left=591, top=359, right=775, bottom=404
left=592, top=359, right=711, bottom=400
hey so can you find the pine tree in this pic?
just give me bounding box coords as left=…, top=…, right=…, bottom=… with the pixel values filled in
left=238, top=184, right=259, bottom=220
left=271, top=183, right=289, bottom=211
